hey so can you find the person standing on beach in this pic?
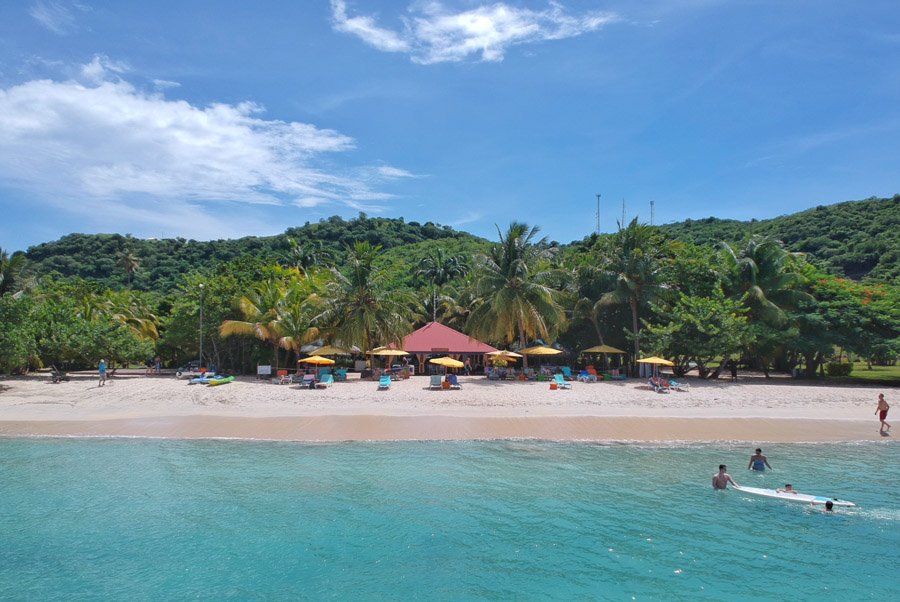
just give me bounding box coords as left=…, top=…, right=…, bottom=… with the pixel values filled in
left=748, top=448, right=772, bottom=471
left=876, top=393, right=891, bottom=434
left=713, top=465, right=738, bottom=489
left=464, top=358, right=471, bottom=376
left=154, top=355, right=161, bottom=374
left=98, top=359, right=107, bottom=387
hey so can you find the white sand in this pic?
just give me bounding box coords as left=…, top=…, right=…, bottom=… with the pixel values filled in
left=0, top=371, right=891, bottom=442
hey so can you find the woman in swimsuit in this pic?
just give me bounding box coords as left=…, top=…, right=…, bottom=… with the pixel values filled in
left=748, top=448, right=772, bottom=471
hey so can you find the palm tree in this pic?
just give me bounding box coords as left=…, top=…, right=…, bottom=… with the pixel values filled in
left=105, top=290, right=160, bottom=340
left=116, top=250, right=141, bottom=284
left=415, top=249, right=468, bottom=321
left=597, top=218, right=672, bottom=372
left=719, top=235, right=811, bottom=377
left=467, top=222, right=565, bottom=364
left=220, top=278, right=287, bottom=366
left=0, top=247, right=26, bottom=297
left=283, top=237, right=332, bottom=279
left=720, top=235, right=810, bottom=326
left=316, top=241, right=417, bottom=354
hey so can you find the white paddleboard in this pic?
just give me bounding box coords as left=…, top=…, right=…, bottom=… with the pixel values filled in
left=735, top=485, right=857, bottom=507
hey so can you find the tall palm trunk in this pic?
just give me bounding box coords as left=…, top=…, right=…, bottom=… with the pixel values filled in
left=629, top=294, right=640, bottom=375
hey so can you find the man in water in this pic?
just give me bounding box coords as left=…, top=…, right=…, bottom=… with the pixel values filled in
left=812, top=500, right=835, bottom=513
left=748, top=448, right=773, bottom=471
left=776, top=484, right=799, bottom=494
left=713, top=465, right=738, bottom=489
left=876, top=393, right=891, bottom=434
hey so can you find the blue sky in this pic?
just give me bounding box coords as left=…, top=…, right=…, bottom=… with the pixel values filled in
left=1, top=1, right=898, bottom=252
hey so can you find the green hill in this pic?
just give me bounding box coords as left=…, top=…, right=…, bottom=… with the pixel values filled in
left=23, top=215, right=489, bottom=293
left=658, top=195, right=900, bottom=280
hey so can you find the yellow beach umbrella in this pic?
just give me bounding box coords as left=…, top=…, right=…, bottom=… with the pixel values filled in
left=583, top=345, right=626, bottom=354
left=368, top=347, right=410, bottom=356
left=636, top=356, right=674, bottom=366
left=429, top=357, right=464, bottom=368
left=519, top=345, right=563, bottom=356
left=299, top=355, right=336, bottom=377
left=311, top=345, right=350, bottom=356
left=487, top=350, right=522, bottom=363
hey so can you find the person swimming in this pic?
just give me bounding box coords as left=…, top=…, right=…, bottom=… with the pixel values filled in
left=748, top=448, right=773, bottom=471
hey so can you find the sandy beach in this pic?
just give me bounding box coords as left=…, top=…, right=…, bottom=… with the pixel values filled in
left=0, top=371, right=892, bottom=442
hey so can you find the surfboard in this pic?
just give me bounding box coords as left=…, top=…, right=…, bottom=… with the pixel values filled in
left=735, top=485, right=857, bottom=507
left=207, top=376, right=234, bottom=386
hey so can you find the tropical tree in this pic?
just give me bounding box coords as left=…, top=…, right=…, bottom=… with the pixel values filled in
left=282, top=237, right=332, bottom=279
left=467, top=222, right=565, bottom=363
left=316, top=241, right=417, bottom=355
left=596, top=218, right=672, bottom=372
left=415, top=248, right=468, bottom=321
left=719, top=235, right=809, bottom=326
left=116, top=250, right=141, bottom=284
left=0, top=247, right=26, bottom=297
left=219, top=278, right=288, bottom=367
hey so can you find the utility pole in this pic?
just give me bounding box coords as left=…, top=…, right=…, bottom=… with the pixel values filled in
left=622, top=198, right=626, bottom=227
left=596, top=193, right=601, bottom=234
left=650, top=200, right=655, bottom=226
left=199, top=283, right=204, bottom=369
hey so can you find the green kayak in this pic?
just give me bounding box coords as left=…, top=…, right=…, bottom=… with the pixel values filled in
left=207, top=376, right=235, bottom=386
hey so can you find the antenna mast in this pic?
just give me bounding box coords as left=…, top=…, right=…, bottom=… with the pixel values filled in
left=621, top=198, right=626, bottom=227
left=650, top=200, right=655, bottom=226
left=596, top=193, right=601, bottom=234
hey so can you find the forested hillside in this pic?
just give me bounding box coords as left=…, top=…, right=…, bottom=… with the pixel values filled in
left=23, top=215, right=489, bottom=293
left=659, top=195, right=900, bottom=280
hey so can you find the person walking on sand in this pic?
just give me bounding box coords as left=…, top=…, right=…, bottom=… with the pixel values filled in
left=748, top=448, right=773, bottom=471
left=464, top=357, right=472, bottom=376
left=98, top=359, right=107, bottom=387
left=713, top=465, right=738, bottom=489
left=876, top=393, right=891, bottom=434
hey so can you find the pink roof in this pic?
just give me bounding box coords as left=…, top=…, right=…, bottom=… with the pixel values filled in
left=401, top=322, right=498, bottom=354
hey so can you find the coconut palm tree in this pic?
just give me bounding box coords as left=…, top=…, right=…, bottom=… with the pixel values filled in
left=720, top=235, right=810, bottom=326
left=316, top=241, right=417, bottom=354
left=116, top=250, right=141, bottom=285
left=220, top=278, right=288, bottom=366
left=283, top=237, right=332, bottom=279
left=0, top=247, right=26, bottom=297
left=415, top=249, right=468, bottom=322
left=597, top=218, right=672, bottom=372
left=467, top=222, right=565, bottom=363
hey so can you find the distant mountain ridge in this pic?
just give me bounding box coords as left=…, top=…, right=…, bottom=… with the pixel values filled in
left=21, top=196, right=900, bottom=292
left=658, top=195, right=900, bottom=281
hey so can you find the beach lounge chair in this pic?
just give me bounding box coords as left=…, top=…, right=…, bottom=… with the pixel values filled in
left=50, top=365, right=70, bottom=383
left=560, top=367, right=576, bottom=381
left=378, top=375, right=392, bottom=390
left=554, top=374, right=572, bottom=389
left=430, top=374, right=444, bottom=389
left=649, top=377, right=671, bottom=393
left=586, top=366, right=599, bottom=379
left=488, top=368, right=501, bottom=380
left=334, top=369, right=348, bottom=381
left=298, top=374, right=316, bottom=389
left=524, top=368, right=538, bottom=380
left=273, top=369, right=292, bottom=385
left=448, top=374, right=462, bottom=389
left=578, top=370, right=597, bottom=383
left=316, top=374, right=334, bottom=388
left=610, top=369, right=627, bottom=381
left=668, top=379, right=690, bottom=392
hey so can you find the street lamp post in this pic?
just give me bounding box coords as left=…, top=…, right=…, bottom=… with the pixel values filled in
left=199, top=283, right=204, bottom=370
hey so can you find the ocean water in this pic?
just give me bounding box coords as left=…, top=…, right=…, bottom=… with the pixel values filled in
left=1, top=438, right=897, bottom=601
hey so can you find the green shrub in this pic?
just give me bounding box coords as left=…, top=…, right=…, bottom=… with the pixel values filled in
left=825, top=362, right=854, bottom=377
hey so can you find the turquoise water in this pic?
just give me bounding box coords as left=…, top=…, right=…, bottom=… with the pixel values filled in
left=1, top=439, right=898, bottom=601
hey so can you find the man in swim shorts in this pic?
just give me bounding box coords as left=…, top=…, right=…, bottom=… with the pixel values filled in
left=876, top=393, right=891, bottom=434
left=748, top=448, right=772, bottom=471
left=713, top=465, right=738, bottom=489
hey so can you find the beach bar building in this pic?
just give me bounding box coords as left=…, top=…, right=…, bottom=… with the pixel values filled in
left=400, top=322, right=497, bottom=375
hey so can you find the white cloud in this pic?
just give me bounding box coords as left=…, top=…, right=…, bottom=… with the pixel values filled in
left=331, top=1, right=619, bottom=64
left=29, top=1, right=88, bottom=35
left=0, top=57, right=408, bottom=231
